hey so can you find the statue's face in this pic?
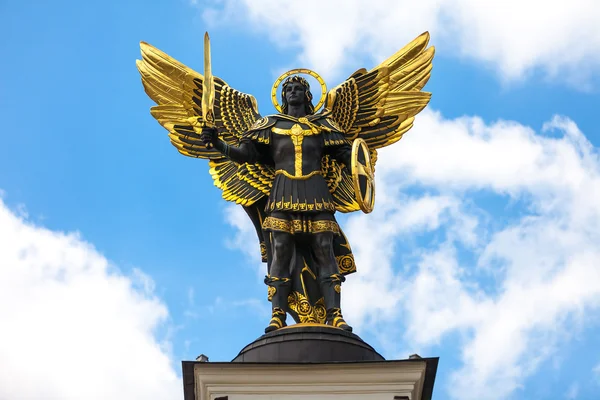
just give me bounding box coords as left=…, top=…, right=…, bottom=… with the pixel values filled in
left=284, top=81, right=306, bottom=107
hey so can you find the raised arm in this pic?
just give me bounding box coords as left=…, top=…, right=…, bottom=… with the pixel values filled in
left=201, top=127, right=261, bottom=164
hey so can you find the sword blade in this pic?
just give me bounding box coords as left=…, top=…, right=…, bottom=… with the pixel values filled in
left=201, top=32, right=215, bottom=128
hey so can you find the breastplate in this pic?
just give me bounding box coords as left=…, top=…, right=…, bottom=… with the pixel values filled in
left=271, top=119, right=322, bottom=178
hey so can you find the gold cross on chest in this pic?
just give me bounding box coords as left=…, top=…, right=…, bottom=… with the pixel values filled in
left=272, top=120, right=321, bottom=176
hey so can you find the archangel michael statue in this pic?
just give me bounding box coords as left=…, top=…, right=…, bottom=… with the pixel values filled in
left=137, top=32, right=434, bottom=334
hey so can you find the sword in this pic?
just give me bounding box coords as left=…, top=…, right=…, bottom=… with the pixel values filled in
left=201, top=32, right=216, bottom=149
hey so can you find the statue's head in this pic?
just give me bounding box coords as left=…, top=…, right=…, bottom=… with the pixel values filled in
left=281, top=75, right=315, bottom=115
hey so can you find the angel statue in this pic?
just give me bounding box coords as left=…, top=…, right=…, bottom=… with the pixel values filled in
left=137, top=32, right=434, bottom=334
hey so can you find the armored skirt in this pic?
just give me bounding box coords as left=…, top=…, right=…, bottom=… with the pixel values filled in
left=263, top=172, right=340, bottom=235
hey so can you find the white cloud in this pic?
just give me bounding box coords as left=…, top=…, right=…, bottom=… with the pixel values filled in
left=224, top=204, right=260, bottom=261
left=224, top=204, right=265, bottom=279
left=0, top=199, right=180, bottom=400
left=336, top=110, right=600, bottom=399
left=341, top=194, right=470, bottom=327
left=203, top=0, right=600, bottom=85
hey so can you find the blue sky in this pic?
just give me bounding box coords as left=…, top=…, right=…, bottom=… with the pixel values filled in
left=1, top=1, right=600, bottom=399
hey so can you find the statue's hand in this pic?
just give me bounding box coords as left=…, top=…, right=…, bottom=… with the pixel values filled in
left=200, top=125, right=219, bottom=150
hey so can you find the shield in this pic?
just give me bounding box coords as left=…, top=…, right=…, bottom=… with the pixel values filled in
left=351, top=138, right=375, bottom=213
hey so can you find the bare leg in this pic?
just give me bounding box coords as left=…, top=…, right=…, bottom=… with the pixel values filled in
left=264, top=230, right=294, bottom=333
left=311, top=232, right=352, bottom=331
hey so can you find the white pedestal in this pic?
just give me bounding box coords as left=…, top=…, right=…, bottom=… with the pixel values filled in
left=182, top=359, right=438, bottom=400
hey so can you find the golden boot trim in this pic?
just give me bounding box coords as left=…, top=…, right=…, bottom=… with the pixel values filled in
left=267, top=307, right=287, bottom=329
left=328, top=308, right=350, bottom=329
left=268, top=318, right=284, bottom=329
left=267, top=286, right=276, bottom=301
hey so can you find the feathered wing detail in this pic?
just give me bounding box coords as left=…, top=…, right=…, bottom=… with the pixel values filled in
left=325, top=32, right=434, bottom=148
left=324, top=32, right=433, bottom=212
left=323, top=149, right=378, bottom=213
left=137, top=41, right=260, bottom=157
left=208, top=160, right=275, bottom=206
left=321, top=155, right=343, bottom=193
left=137, top=42, right=272, bottom=206
left=238, top=163, right=276, bottom=198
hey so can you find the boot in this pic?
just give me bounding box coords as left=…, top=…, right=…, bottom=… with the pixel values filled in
left=319, top=274, right=352, bottom=332
left=264, top=276, right=291, bottom=333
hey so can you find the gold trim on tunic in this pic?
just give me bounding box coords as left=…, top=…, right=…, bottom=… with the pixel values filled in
left=263, top=216, right=340, bottom=235
left=336, top=254, right=357, bottom=274
left=275, top=170, right=322, bottom=180
left=266, top=198, right=336, bottom=212
left=272, top=123, right=321, bottom=176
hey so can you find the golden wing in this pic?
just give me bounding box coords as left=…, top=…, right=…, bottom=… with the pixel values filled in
left=136, top=41, right=261, bottom=157
left=323, top=32, right=433, bottom=212
left=325, top=32, right=434, bottom=148
left=208, top=159, right=274, bottom=206
left=137, top=42, right=272, bottom=206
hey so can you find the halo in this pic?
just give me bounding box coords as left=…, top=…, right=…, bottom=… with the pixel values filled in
left=271, top=68, right=327, bottom=113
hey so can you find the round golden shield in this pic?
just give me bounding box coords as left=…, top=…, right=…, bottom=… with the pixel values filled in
left=351, top=138, right=375, bottom=213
